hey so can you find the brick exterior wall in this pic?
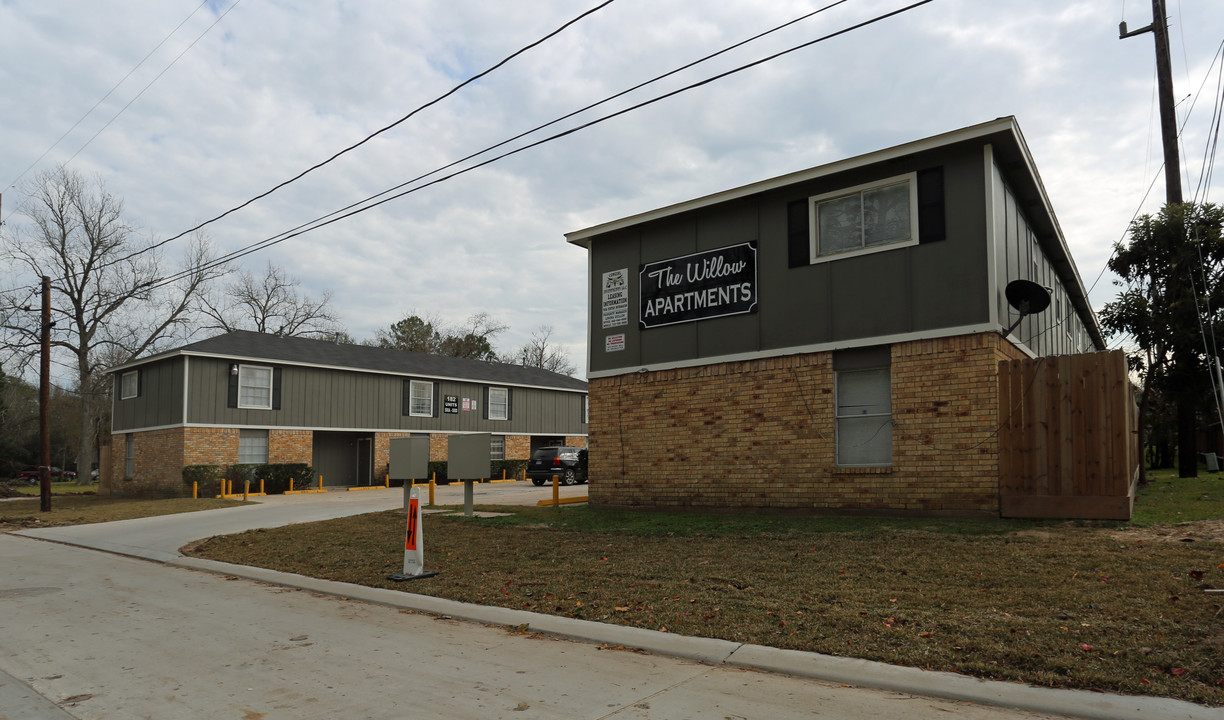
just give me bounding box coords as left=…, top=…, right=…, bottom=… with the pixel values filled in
left=505, top=434, right=531, bottom=460
left=269, top=429, right=312, bottom=464
left=587, top=332, right=1027, bottom=516
left=111, top=428, right=186, bottom=490
left=564, top=436, right=588, bottom=449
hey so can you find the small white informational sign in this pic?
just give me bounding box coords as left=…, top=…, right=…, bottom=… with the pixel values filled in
left=605, top=333, right=626, bottom=352
left=601, top=268, right=629, bottom=329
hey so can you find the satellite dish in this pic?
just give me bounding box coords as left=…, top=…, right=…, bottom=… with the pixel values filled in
left=1003, top=279, right=1051, bottom=337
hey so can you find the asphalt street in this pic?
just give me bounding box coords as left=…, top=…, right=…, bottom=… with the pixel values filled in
left=2, top=484, right=1217, bottom=719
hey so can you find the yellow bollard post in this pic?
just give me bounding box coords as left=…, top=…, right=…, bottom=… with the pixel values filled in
left=244, top=480, right=250, bottom=501
left=429, top=476, right=435, bottom=506
left=193, top=481, right=198, bottom=499
left=552, top=474, right=559, bottom=508
left=289, top=477, right=294, bottom=492
left=223, top=478, right=229, bottom=496
left=502, top=468, right=506, bottom=480
left=318, top=475, right=323, bottom=491
left=385, top=473, right=390, bottom=488
left=259, top=477, right=265, bottom=494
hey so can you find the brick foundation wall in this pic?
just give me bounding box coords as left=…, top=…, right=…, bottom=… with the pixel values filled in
left=506, top=434, right=531, bottom=460
left=269, top=429, right=312, bottom=464
left=564, top=436, right=588, bottom=449
left=588, top=332, right=1028, bottom=516
left=111, top=428, right=186, bottom=490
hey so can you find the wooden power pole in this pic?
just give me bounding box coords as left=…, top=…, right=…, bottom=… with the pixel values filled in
left=39, top=275, right=52, bottom=512
left=1121, top=0, right=1197, bottom=478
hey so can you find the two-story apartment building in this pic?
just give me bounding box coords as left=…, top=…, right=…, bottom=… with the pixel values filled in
left=108, top=331, right=587, bottom=489
left=567, top=117, right=1121, bottom=517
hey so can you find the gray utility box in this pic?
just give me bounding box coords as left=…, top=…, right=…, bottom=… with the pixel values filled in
left=448, top=433, right=491, bottom=480
left=388, top=436, right=430, bottom=481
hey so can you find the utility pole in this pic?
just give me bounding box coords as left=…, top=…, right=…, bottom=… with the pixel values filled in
left=1120, top=0, right=1182, bottom=203
left=39, top=275, right=52, bottom=512
left=1122, top=0, right=1197, bottom=478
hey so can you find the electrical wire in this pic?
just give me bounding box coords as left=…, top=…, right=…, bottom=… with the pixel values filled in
left=95, top=0, right=620, bottom=275
left=145, top=0, right=859, bottom=290
left=3, top=0, right=217, bottom=195
left=146, top=0, right=937, bottom=292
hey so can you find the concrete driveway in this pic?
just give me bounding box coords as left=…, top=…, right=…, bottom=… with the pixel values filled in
left=4, top=485, right=1215, bottom=719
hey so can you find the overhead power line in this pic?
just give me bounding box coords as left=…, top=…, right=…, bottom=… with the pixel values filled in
left=4, top=0, right=238, bottom=196
left=99, top=0, right=619, bottom=274
left=151, top=0, right=856, bottom=287
left=148, top=0, right=936, bottom=292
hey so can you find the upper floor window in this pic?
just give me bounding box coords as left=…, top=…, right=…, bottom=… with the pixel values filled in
left=811, top=173, right=918, bottom=261
left=120, top=370, right=139, bottom=400
left=409, top=380, right=434, bottom=417
left=488, top=387, right=508, bottom=421
left=238, top=365, right=273, bottom=409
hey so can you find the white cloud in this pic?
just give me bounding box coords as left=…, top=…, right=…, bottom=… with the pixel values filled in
left=2, top=0, right=1221, bottom=372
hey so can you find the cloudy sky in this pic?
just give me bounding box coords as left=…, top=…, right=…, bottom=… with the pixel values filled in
left=2, top=0, right=1222, bottom=378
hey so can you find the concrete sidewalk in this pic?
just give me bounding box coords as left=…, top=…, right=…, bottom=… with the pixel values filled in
left=12, top=487, right=1218, bottom=720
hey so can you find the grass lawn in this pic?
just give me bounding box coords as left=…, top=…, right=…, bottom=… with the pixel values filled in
left=181, top=469, right=1224, bottom=707
left=0, top=490, right=248, bottom=529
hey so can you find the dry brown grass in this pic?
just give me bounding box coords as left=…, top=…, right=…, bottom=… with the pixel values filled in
left=188, top=508, right=1224, bottom=707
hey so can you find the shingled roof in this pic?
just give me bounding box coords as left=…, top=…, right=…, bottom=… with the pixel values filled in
left=108, top=330, right=587, bottom=392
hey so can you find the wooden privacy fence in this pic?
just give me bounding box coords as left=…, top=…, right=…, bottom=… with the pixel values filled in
left=997, top=350, right=1138, bottom=520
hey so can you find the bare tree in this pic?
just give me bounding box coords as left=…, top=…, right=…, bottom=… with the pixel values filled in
left=201, top=261, right=343, bottom=338
left=0, top=166, right=228, bottom=482
left=504, top=325, right=577, bottom=376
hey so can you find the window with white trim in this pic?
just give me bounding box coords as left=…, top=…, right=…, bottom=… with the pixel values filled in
left=488, top=387, right=508, bottom=421
left=124, top=434, right=134, bottom=477
left=238, top=365, right=273, bottom=409
left=409, top=380, right=433, bottom=417
left=238, top=429, right=269, bottom=464
left=120, top=371, right=138, bottom=400
left=811, top=174, right=917, bottom=260
left=582, top=395, right=589, bottom=424
left=490, top=435, right=505, bottom=461
left=835, top=363, right=892, bottom=467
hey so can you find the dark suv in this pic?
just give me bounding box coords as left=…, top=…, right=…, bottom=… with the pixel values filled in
left=527, top=446, right=585, bottom=486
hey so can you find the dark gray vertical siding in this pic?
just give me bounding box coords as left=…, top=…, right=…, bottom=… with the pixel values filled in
left=184, top=355, right=583, bottom=433
left=589, top=145, right=991, bottom=374
left=111, top=357, right=183, bottom=431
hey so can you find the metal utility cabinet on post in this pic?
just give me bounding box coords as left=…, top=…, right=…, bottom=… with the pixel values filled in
left=388, top=437, right=430, bottom=512
left=447, top=433, right=491, bottom=517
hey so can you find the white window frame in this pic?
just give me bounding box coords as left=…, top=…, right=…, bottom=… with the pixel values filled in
left=124, top=434, right=134, bottom=477
left=238, top=429, right=269, bottom=465
left=582, top=395, right=589, bottom=424
left=120, top=371, right=138, bottom=400
left=490, top=435, right=505, bottom=461
left=488, top=387, right=508, bottom=421
left=809, top=172, right=919, bottom=264
left=238, top=364, right=273, bottom=410
left=834, top=367, right=892, bottom=467
left=409, top=379, right=433, bottom=417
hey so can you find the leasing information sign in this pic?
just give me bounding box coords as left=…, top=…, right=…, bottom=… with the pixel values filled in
left=639, top=242, right=757, bottom=328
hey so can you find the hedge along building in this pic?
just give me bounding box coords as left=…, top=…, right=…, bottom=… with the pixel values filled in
left=567, top=117, right=1119, bottom=518
left=107, top=330, right=588, bottom=490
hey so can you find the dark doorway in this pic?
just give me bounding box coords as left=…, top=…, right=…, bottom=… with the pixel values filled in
left=312, top=431, right=374, bottom=487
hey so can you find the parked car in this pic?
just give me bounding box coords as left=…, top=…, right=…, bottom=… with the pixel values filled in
left=527, top=447, right=585, bottom=486
left=16, top=467, right=77, bottom=484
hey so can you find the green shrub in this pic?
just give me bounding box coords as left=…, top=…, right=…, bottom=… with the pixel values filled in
left=492, top=459, right=527, bottom=480
left=182, top=465, right=223, bottom=497
left=252, top=463, right=314, bottom=494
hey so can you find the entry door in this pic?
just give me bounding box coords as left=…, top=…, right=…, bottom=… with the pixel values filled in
left=356, top=437, right=373, bottom=486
